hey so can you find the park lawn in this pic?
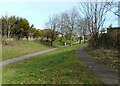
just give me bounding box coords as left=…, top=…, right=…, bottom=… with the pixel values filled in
left=2, top=40, right=52, bottom=61
left=2, top=44, right=102, bottom=84
left=53, top=40, right=64, bottom=47
left=53, top=39, right=79, bottom=47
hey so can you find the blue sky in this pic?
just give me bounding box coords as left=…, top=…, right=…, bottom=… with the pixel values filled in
left=0, top=2, right=78, bottom=29
left=0, top=1, right=118, bottom=29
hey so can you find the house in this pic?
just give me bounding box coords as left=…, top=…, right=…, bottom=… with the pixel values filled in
left=107, top=27, right=120, bottom=36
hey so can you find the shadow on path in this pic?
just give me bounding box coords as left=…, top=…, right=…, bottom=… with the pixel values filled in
left=76, top=46, right=119, bottom=85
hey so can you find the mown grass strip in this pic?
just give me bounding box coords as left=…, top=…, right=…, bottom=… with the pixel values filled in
left=2, top=44, right=102, bottom=84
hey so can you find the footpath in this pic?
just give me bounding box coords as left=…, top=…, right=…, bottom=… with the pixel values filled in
left=0, top=47, right=61, bottom=67
left=0, top=42, right=79, bottom=67
left=76, top=46, right=119, bottom=85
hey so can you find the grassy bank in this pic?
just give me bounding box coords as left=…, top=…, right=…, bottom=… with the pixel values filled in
left=2, top=40, right=52, bottom=61
left=2, top=44, right=101, bottom=84
left=86, top=47, right=118, bottom=71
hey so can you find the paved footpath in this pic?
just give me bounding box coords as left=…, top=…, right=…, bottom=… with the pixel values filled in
left=76, top=46, right=119, bottom=85
left=0, top=42, right=79, bottom=67
left=0, top=47, right=63, bottom=67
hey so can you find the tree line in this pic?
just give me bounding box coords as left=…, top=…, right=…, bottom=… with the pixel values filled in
left=1, top=16, right=46, bottom=43
left=0, top=15, right=77, bottom=46
left=45, top=1, right=117, bottom=47
left=1, top=16, right=40, bottom=44
left=1, top=1, right=119, bottom=47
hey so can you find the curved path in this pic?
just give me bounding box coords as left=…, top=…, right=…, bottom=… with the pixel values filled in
left=0, top=42, right=79, bottom=67
left=76, top=46, right=119, bottom=85
left=0, top=47, right=63, bottom=67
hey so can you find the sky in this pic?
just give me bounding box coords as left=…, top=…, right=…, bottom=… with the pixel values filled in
left=0, top=1, right=79, bottom=29
left=0, top=0, right=119, bottom=29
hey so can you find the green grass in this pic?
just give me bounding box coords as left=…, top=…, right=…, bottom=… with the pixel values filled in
left=53, top=40, right=64, bottom=47
left=2, top=40, right=52, bottom=61
left=53, top=39, right=79, bottom=47
left=53, top=39, right=71, bottom=47
left=2, top=44, right=102, bottom=84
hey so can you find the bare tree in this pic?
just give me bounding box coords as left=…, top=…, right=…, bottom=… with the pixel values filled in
left=2, top=16, right=17, bottom=37
left=112, top=1, right=120, bottom=27
left=58, top=12, right=68, bottom=41
left=77, top=18, right=88, bottom=43
left=46, top=15, right=59, bottom=46
left=1, top=16, right=17, bottom=44
left=79, top=1, right=113, bottom=47
left=105, top=1, right=120, bottom=27
left=65, top=8, right=80, bottom=46
left=109, top=1, right=120, bottom=17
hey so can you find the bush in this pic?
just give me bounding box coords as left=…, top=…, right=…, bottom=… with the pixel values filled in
left=98, top=33, right=119, bottom=49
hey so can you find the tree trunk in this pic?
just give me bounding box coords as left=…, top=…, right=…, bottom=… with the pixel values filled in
left=92, top=34, right=99, bottom=48
left=79, top=39, right=81, bottom=44
left=27, top=36, right=29, bottom=42
left=83, top=35, right=85, bottom=43
left=70, top=35, right=72, bottom=46
left=51, top=41, right=53, bottom=46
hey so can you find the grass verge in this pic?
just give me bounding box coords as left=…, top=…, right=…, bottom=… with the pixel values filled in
left=2, top=40, right=52, bottom=61
left=2, top=44, right=101, bottom=84
left=85, top=46, right=119, bottom=71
